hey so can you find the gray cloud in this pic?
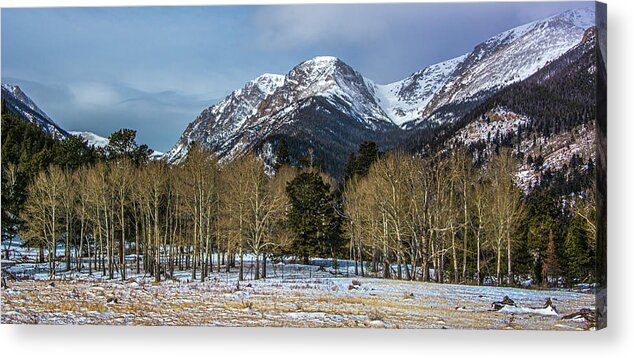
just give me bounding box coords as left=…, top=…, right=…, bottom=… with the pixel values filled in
left=2, top=2, right=593, bottom=151
left=253, top=5, right=390, bottom=50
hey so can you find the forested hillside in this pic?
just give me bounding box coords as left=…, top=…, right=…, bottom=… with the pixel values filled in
left=1, top=102, right=151, bottom=245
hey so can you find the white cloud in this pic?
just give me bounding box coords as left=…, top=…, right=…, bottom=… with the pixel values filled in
left=69, top=82, right=122, bottom=107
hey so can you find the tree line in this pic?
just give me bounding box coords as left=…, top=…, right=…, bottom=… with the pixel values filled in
left=3, top=99, right=597, bottom=287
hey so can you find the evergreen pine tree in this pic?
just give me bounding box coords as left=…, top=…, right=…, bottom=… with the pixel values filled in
left=355, top=141, right=379, bottom=177
left=286, top=172, right=343, bottom=264
left=343, top=152, right=357, bottom=182
left=274, top=138, right=291, bottom=170
left=107, top=128, right=138, bottom=158
left=106, top=128, right=151, bottom=164
left=563, top=214, right=591, bottom=286
left=54, top=134, right=97, bottom=170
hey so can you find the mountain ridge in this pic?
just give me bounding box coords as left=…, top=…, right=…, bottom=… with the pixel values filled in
left=1, top=84, right=69, bottom=138
left=411, top=25, right=602, bottom=192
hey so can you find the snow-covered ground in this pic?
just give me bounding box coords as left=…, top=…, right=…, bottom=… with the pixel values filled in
left=1, top=267, right=594, bottom=329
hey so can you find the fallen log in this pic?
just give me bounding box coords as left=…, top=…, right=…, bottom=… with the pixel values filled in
left=493, top=297, right=559, bottom=316
left=492, top=296, right=516, bottom=310
left=530, top=297, right=559, bottom=315
left=1, top=267, right=17, bottom=281
left=562, top=308, right=596, bottom=324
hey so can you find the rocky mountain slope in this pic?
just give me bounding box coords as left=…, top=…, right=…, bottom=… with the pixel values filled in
left=431, top=25, right=603, bottom=192
left=406, top=7, right=595, bottom=128
left=1, top=84, right=69, bottom=138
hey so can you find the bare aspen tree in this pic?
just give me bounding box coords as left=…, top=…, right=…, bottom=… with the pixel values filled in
left=110, top=159, right=133, bottom=280
left=177, top=144, right=219, bottom=281
left=246, top=154, right=271, bottom=280
left=136, top=161, right=168, bottom=282
left=487, top=149, right=523, bottom=285
left=403, top=156, right=425, bottom=281
left=451, top=149, right=473, bottom=283
left=416, top=156, right=437, bottom=282
left=222, top=157, right=250, bottom=281
left=573, top=183, right=597, bottom=248
left=471, top=174, right=489, bottom=285
left=21, top=171, right=51, bottom=266
left=22, top=167, right=66, bottom=278
left=74, top=167, right=91, bottom=273
left=343, top=177, right=365, bottom=276
left=59, top=169, right=76, bottom=272
left=86, top=163, right=112, bottom=276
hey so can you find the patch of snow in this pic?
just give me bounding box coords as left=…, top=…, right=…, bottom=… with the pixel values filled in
left=498, top=304, right=559, bottom=316
left=149, top=150, right=164, bottom=161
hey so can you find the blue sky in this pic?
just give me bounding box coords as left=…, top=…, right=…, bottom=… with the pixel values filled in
left=1, top=2, right=591, bottom=151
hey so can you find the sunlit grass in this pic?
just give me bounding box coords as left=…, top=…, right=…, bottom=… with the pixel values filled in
left=1, top=277, right=594, bottom=330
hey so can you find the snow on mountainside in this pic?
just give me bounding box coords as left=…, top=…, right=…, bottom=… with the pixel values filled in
left=165, top=8, right=595, bottom=170
left=445, top=24, right=602, bottom=193
left=412, top=8, right=595, bottom=127
left=1, top=84, right=69, bottom=138
left=166, top=73, right=287, bottom=164
left=69, top=131, right=109, bottom=148
left=2, top=84, right=50, bottom=120
left=370, top=54, right=467, bottom=126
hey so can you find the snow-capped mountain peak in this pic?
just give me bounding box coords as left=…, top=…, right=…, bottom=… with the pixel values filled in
left=261, top=55, right=393, bottom=127
left=292, top=56, right=345, bottom=77
left=280, top=56, right=363, bottom=101
left=250, top=73, right=285, bottom=95
left=549, top=7, right=596, bottom=29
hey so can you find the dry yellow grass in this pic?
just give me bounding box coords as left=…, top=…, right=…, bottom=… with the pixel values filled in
left=1, top=277, right=595, bottom=329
